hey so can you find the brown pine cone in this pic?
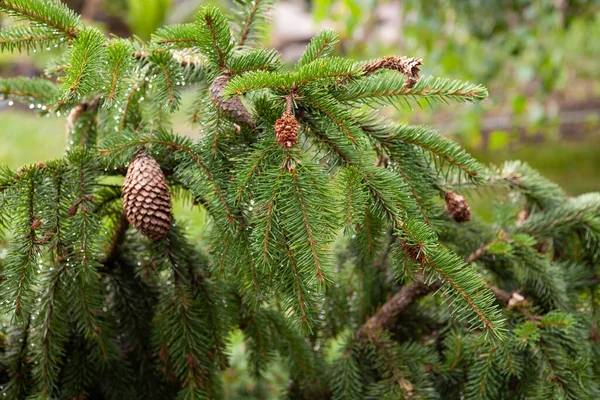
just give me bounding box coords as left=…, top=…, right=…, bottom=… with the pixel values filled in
left=274, top=111, right=299, bottom=148
left=122, top=152, right=172, bottom=241
left=444, top=191, right=471, bottom=223
left=209, top=75, right=255, bottom=127
left=363, top=56, right=422, bottom=88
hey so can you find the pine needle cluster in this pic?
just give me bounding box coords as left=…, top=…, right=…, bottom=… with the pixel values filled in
left=0, top=1, right=599, bottom=399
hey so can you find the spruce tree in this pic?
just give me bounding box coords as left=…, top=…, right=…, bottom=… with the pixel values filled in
left=0, top=1, right=599, bottom=399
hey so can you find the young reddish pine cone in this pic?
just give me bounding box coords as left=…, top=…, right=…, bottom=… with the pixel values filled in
left=274, top=111, right=299, bottom=148
left=444, top=191, right=471, bottom=223
left=363, top=56, right=423, bottom=88
left=209, top=75, right=255, bottom=127
left=122, top=152, right=172, bottom=241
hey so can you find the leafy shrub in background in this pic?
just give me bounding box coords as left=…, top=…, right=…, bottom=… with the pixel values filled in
left=315, top=0, right=600, bottom=151
left=0, top=1, right=599, bottom=399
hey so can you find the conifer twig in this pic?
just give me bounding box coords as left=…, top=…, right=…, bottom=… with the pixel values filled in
left=237, top=0, right=261, bottom=46
left=0, top=0, right=80, bottom=40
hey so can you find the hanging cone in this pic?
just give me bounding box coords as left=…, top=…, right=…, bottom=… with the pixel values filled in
left=274, top=111, right=299, bottom=148
left=209, top=75, right=255, bottom=127
left=444, top=191, right=471, bottom=223
left=122, top=152, right=172, bottom=241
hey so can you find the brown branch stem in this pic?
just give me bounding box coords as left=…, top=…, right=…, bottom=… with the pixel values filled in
left=357, top=273, right=436, bottom=339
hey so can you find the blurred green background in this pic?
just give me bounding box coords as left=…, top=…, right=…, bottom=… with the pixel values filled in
left=1, top=1, right=599, bottom=397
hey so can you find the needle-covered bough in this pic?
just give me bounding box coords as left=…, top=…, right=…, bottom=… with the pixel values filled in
left=0, top=1, right=599, bottom=399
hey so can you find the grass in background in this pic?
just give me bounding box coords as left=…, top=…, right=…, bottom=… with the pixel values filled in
left=467, top=136, right=600, bottom=195
left=0, top=109, right=65, bottom=166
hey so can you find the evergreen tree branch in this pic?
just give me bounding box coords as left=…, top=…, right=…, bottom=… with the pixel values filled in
left=297, top=29, right=339, bottom=67
left=298, top=113, right=359, bottom=165
left=335, top=74, right=488, bottom=105
left=1, top=166, right=42, bottom=319
left=1, top=316, right=32, bottom=398
left=239, top=228, right=264, bottom=303
left=516, top=193, right=600, bottom=238
left=223, top=58, right=362, bottom=96
left=425, top=247, right=505, bottom=340
left=297, top=57, right=363, bottom=85
left=152, top=23, right=198, bottom=48
left=103, top=40, right=133, bottom=107
left=252, top=174, right=280, bottom=272
left=152, top=232, right=224, bottom=398
left=359, top=112, right=485, bottom=183
left=66, top=97, right=100, bottom=147
left=233, top=141, right=278, bottom=205
left=0, top=0, right=80, bottom=40
left=234, top=0, right=274, bottom=47
left=62, top=27, right=106, bottom=100
left=32, top=262, right=69, bottom=397
left=301, top=88, right=366, bottom=147
left=0, top=77, right=60, bottom=104
left=290, top=162, right=326, bottom=284
left=223, top=70, right=291, bottom=95
left=366, top=333, right=418, bottom=397
left=166, top=141, right=235, bottom=224
left=262, top=309, right=316, bottom=377
left=0, top=24, right=63, bottom=53
left=238, top=303, right=275, bottom=376
left=330, top=338, right=364, bottom=400
left=226, top=48, right=282, bottom=75
left=369, top=221, right=508, bottom=342
left=148, top=50, right=184, bottom=111
left=283, top=241, right=313, bottom=329
left=486, top=161, right=566, bottom=210
left=195, top=6, right=233, bottom=68
left=155, top=283, right=214, bottom=396
left=63, top=151, right=117, bottom=364
left=464, top=343, right=508, bottom=400
left=117, top=77, right=148, bottom=132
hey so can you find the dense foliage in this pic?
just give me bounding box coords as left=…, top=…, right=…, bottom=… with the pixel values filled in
left=0, top=1, right=599, bottom=399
